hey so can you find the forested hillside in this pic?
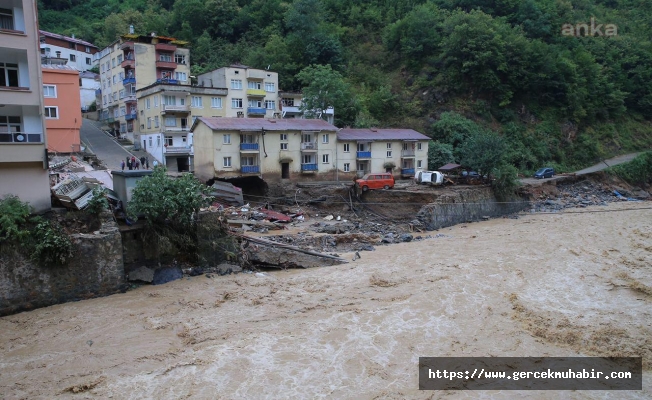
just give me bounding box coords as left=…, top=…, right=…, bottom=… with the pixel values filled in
left=38, top=0, right=652, bottom=173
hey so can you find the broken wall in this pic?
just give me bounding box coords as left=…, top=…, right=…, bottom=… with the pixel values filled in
left=0, top=214, right=125, bottom=316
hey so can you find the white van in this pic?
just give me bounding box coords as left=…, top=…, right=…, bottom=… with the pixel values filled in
left=415, top=170, right=444, bottom=185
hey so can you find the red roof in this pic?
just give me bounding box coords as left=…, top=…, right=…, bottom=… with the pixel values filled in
left=194, top=117, right=337, bottom=132
left=337, top=128, right=430, bottom=141
left=40, top=30, right=97, bottom=49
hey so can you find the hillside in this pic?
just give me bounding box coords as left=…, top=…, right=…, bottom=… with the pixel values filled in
left=38, top=0, right=652, bottom=173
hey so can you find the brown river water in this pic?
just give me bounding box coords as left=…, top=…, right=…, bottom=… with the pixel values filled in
left=1, top=202, right=650, bottom=399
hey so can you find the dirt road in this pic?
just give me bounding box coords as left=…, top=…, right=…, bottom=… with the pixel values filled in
left=0, top=202, right=650, bottom=398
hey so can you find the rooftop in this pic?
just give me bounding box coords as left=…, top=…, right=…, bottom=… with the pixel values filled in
left=194, top=117, right=337, bottom=132
left=40, top=30, right=97, bottom=49
left=337, top=128, right=430, bottom=141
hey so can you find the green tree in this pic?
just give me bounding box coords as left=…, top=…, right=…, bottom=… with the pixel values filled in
left=459, top=130, right=506, bottom=176
left=428, top=141, right=455, bottom=171
left=296, top=64, right=359, bottom=127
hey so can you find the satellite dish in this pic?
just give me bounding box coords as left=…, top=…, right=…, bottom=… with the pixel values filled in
left=15, top=134, right=25, bottom=142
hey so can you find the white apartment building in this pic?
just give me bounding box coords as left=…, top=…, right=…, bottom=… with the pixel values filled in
left=39, top=30, right=98, bottom=72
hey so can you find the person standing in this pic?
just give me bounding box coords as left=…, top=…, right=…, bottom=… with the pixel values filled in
left=120, top=160, right=125, bottom=171
left=140, top=156, right=146, bottom=168
left=145, top=156, right=150, bottom=169
left=135, top=160, right=140, bottom=170
left=127, top=159, right=132, bottom=170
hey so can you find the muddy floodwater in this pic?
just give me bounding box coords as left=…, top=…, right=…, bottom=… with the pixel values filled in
left=1, top=202, right=650, bottom=399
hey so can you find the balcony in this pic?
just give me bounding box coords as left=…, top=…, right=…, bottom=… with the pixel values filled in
left=301, top=163, right=318, bottom=172
left=282, top=106, right=301, bottom=115
left=121, top=59, right=134, bottom=69
left=95, top=89, right=102, bottom=96
left=356, top=151, right=371, bottom=159
left=401, top=168, right=415, bottom=176
left=162, top=104, right=190, bottom=113
left=156, top=43, right=177, bottom=52
left=156, top=78, right=179, bottom=85
left=246, top=88, right=266, bottom=97
left=123, top=77, right=136, bottom=85
left=124, top=94, right=137, bottom=103
left=124, top=113, right=137, bottom=121
left=241, top=165, right=260, bottom=174
left=164, top=146, right=192, bottom=155
left=163, top=126, right=190, bottom=133
left=156, top=60, right=177, bottom=70
left=240, top=143, right=259, bottom=151
left=120, top=41, right=134, bottom=50
left=401, top=149, right=416, bottom=157
left=0, top=132, right=43, bottom=143
left=247, top=107, right=266, bottom=115
left=300, top=142, right=318, bottom=151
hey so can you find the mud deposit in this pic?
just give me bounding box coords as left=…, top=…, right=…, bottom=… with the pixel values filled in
left=1, top=202, right=650, bottom=399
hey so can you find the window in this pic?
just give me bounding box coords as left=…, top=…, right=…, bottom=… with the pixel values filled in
left=280, top=142, right=288, bottom=150
left=112, top=75, right=117, bottom=84
left=280, top=134, right=287, bottom=141
left=223, top=157, right=232, bottom=167
left=242, top=156, right=256, bottom=166
left=175, top=53, right=186, bottom=64
left=191, top=96, right=203, bottom=108
left=117, top=54, right=123, bottom=63
left=265, top=100, right=275, bottom=110
left=175, top=72, right=187, bottom=82
left=119, top=72, right=124, bottom=80
left=86, top=46, right=91, bottom=53
left=387, top=143, right=392, bottom=149
left=387, top=151, right=392, bottom=158
left=159, top=54, right=172, bottom=62
left=69, top=42, right=75, bottom=49
left=154, top=116, right=159, bottom=128
left=232, top=98, right=243, bottom=108
left=322, top=134, right=329, bottom=144
left=43, top=85, right=56, bottom=98
left=417, top=142, right=423, bottom=151
left=112, top=58, right=115, bottom=67
left=248, top=81, right=261, bottom=89
left=165, top=136, right=173, bottom=146
left=103, top=95, right=107, bottom=104
left=1, top=8, right=15, bottom=30
left=157, top=136, right=161, bottom=147
left=265, top=82, right=275, bottom=92
left=86, top=57, right=91, bottom=65
left=211, top=97, right=222, bottom=108
left=302, top=154, right=314, bottom=164
left=120, top=106, right=126, bottom=116
left=44, top=106, right=58, bottom=119
left=0, top=63, right=19, bottom=87
left=344, top=163, right=350, bottom=172
left=343, top=143, right=350, bottom=152
left=231, top=79, right=242, bottom=89
left=248, top=99, right=262, bottom=108
left=145, top=98, right=150, bottom=109
left=146, top=117, right=151, bottom=129
left=165, top=117, right=176, bottom=127
left=119, top=89, right=125, bottom=99
left=357, top=143, right=365, bottom=152
left=69, top=54, right=76, bottom=62
left=322, top=154, right=329, bottom=164
left=417, top=160, right=423, bottom=169
left=282, top=98, right=294, bottom=106
left=149, top=137, right=153, bottom=147
left=154, top=95, right=159, bottom=108
left=163, top=95, right=176, bottom=106
left=223, top=134, right=231, bottom=144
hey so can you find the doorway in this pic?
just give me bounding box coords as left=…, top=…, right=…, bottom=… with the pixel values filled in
left=281, top=162, right=290, bottom=179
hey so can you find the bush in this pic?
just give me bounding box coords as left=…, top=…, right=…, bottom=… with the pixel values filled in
left=31, top=220, right=74, bottom=266
left=0, top=195, right=32, bottom=242
left=86, top=187, right=109, bottom=215
left=492, top=163, right=520, bottom=201
left=607, top=152, right=652, bottom=186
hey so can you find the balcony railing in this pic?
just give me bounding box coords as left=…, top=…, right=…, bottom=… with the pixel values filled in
left=120, top=41, right=134, bottom=50
left=240, top=143, right=259, bottom=151
left=164, top=126, right=190, bottom=132
left=0, top=132, right=43, bottom=143
left=241, top=165, right=260, bottom=174
left=246, top=88, right=266, bottom=97
left=121, top=59, right=134, bottom=69
left=401, top=168, right=415, bottom=175
left=301, top=163, right=318, bottom=172
left=356, top=151, right=371, bottom=159
left=401, top=149, right=416, bottom=157
left=156, top=78, right=179, bottom=85
left=247, top=107, right=266, bottom=115
left=124, top=113, right=137, bottom=121
left=163, top=104, right=189, bottom=112
left=300, top=142, right=318, bottom=151
left=155, top=43, right=177, bottom=52
left=164, top=146, right=192, bottom=154
left=124, top=94, right=137, bottom=103
left=123, top=77, right=136, bottom=85
left=156, top=60, right=177, bottom=69
left=282, top=106, right=301, bottom=114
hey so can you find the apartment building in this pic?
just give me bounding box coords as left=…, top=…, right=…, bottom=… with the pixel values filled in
left=192, top=117, right=338, bottom=183
left=79, top=70, right=100, bottom=111
left=137, top=82, right=227, bottom=171
left=337, top=129, right=430, bottom=179
left=39, top=30, right=98, bottom=72
left=0, top=0, right=51, bottom=212
left=98, top=31, right=190, bottom=142
left=42, top=64, right=82, bottom=153
left=197, top=65, right=279, bottom=119
left=279, top=91, right=334, bottom=125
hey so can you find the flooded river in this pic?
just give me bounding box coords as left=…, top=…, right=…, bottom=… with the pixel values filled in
left=1, top=202, right=650, bottom=399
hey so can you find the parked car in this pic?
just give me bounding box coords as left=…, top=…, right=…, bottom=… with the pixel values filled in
left=356, top=173, right=395, bottom=191
left=534, top=167, right=555, bottom=179
left=415, top=170, right=444, bottom=185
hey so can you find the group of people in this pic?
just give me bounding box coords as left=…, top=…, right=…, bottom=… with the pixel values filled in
left=121, top=155, right=156, bottom=171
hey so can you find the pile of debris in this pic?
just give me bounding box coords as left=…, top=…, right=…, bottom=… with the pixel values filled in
left=202, top=203, right=305, bottom=233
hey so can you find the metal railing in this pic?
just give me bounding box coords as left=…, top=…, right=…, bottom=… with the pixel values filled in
left=240, top=143, right=259, bottom=151
left=301, top=163, right=318, bottom=171
left=241, top=165, right=260, bottom=174
left=300, top=142, right=318, bottom=150
left=356, top=151, right=371, bottom=158
left=0, top=132, right=43, bottom=143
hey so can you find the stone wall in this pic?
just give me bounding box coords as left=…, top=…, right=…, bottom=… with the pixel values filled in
left=0, top=214, right=125, bottom=317
left=416, top=186, right=530, bottom=231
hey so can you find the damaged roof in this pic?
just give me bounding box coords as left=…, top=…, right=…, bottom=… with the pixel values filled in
left=337, top=128, right=430, bottom=141
left=194, top=117, right=337, bottom=132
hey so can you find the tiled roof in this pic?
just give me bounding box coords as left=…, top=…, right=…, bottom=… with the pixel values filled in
left=337, top=128, right=430, bottom=141
left=195, top=117, right=337, bottom=132
left=40, top=30, right=97, bottom=48
left=42, top=64, right=79, bottom=72
left=79, top=71, right=100, bottom=79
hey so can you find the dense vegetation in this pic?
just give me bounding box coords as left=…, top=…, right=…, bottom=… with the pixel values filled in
left=39, top=0, right=652, bottom=173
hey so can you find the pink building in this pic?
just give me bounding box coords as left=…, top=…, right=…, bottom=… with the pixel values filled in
left=42, top=64, right=82, bottom=153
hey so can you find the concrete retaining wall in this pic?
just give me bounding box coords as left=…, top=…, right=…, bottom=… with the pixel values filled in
left=0, top=215, right=125, bottom=316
